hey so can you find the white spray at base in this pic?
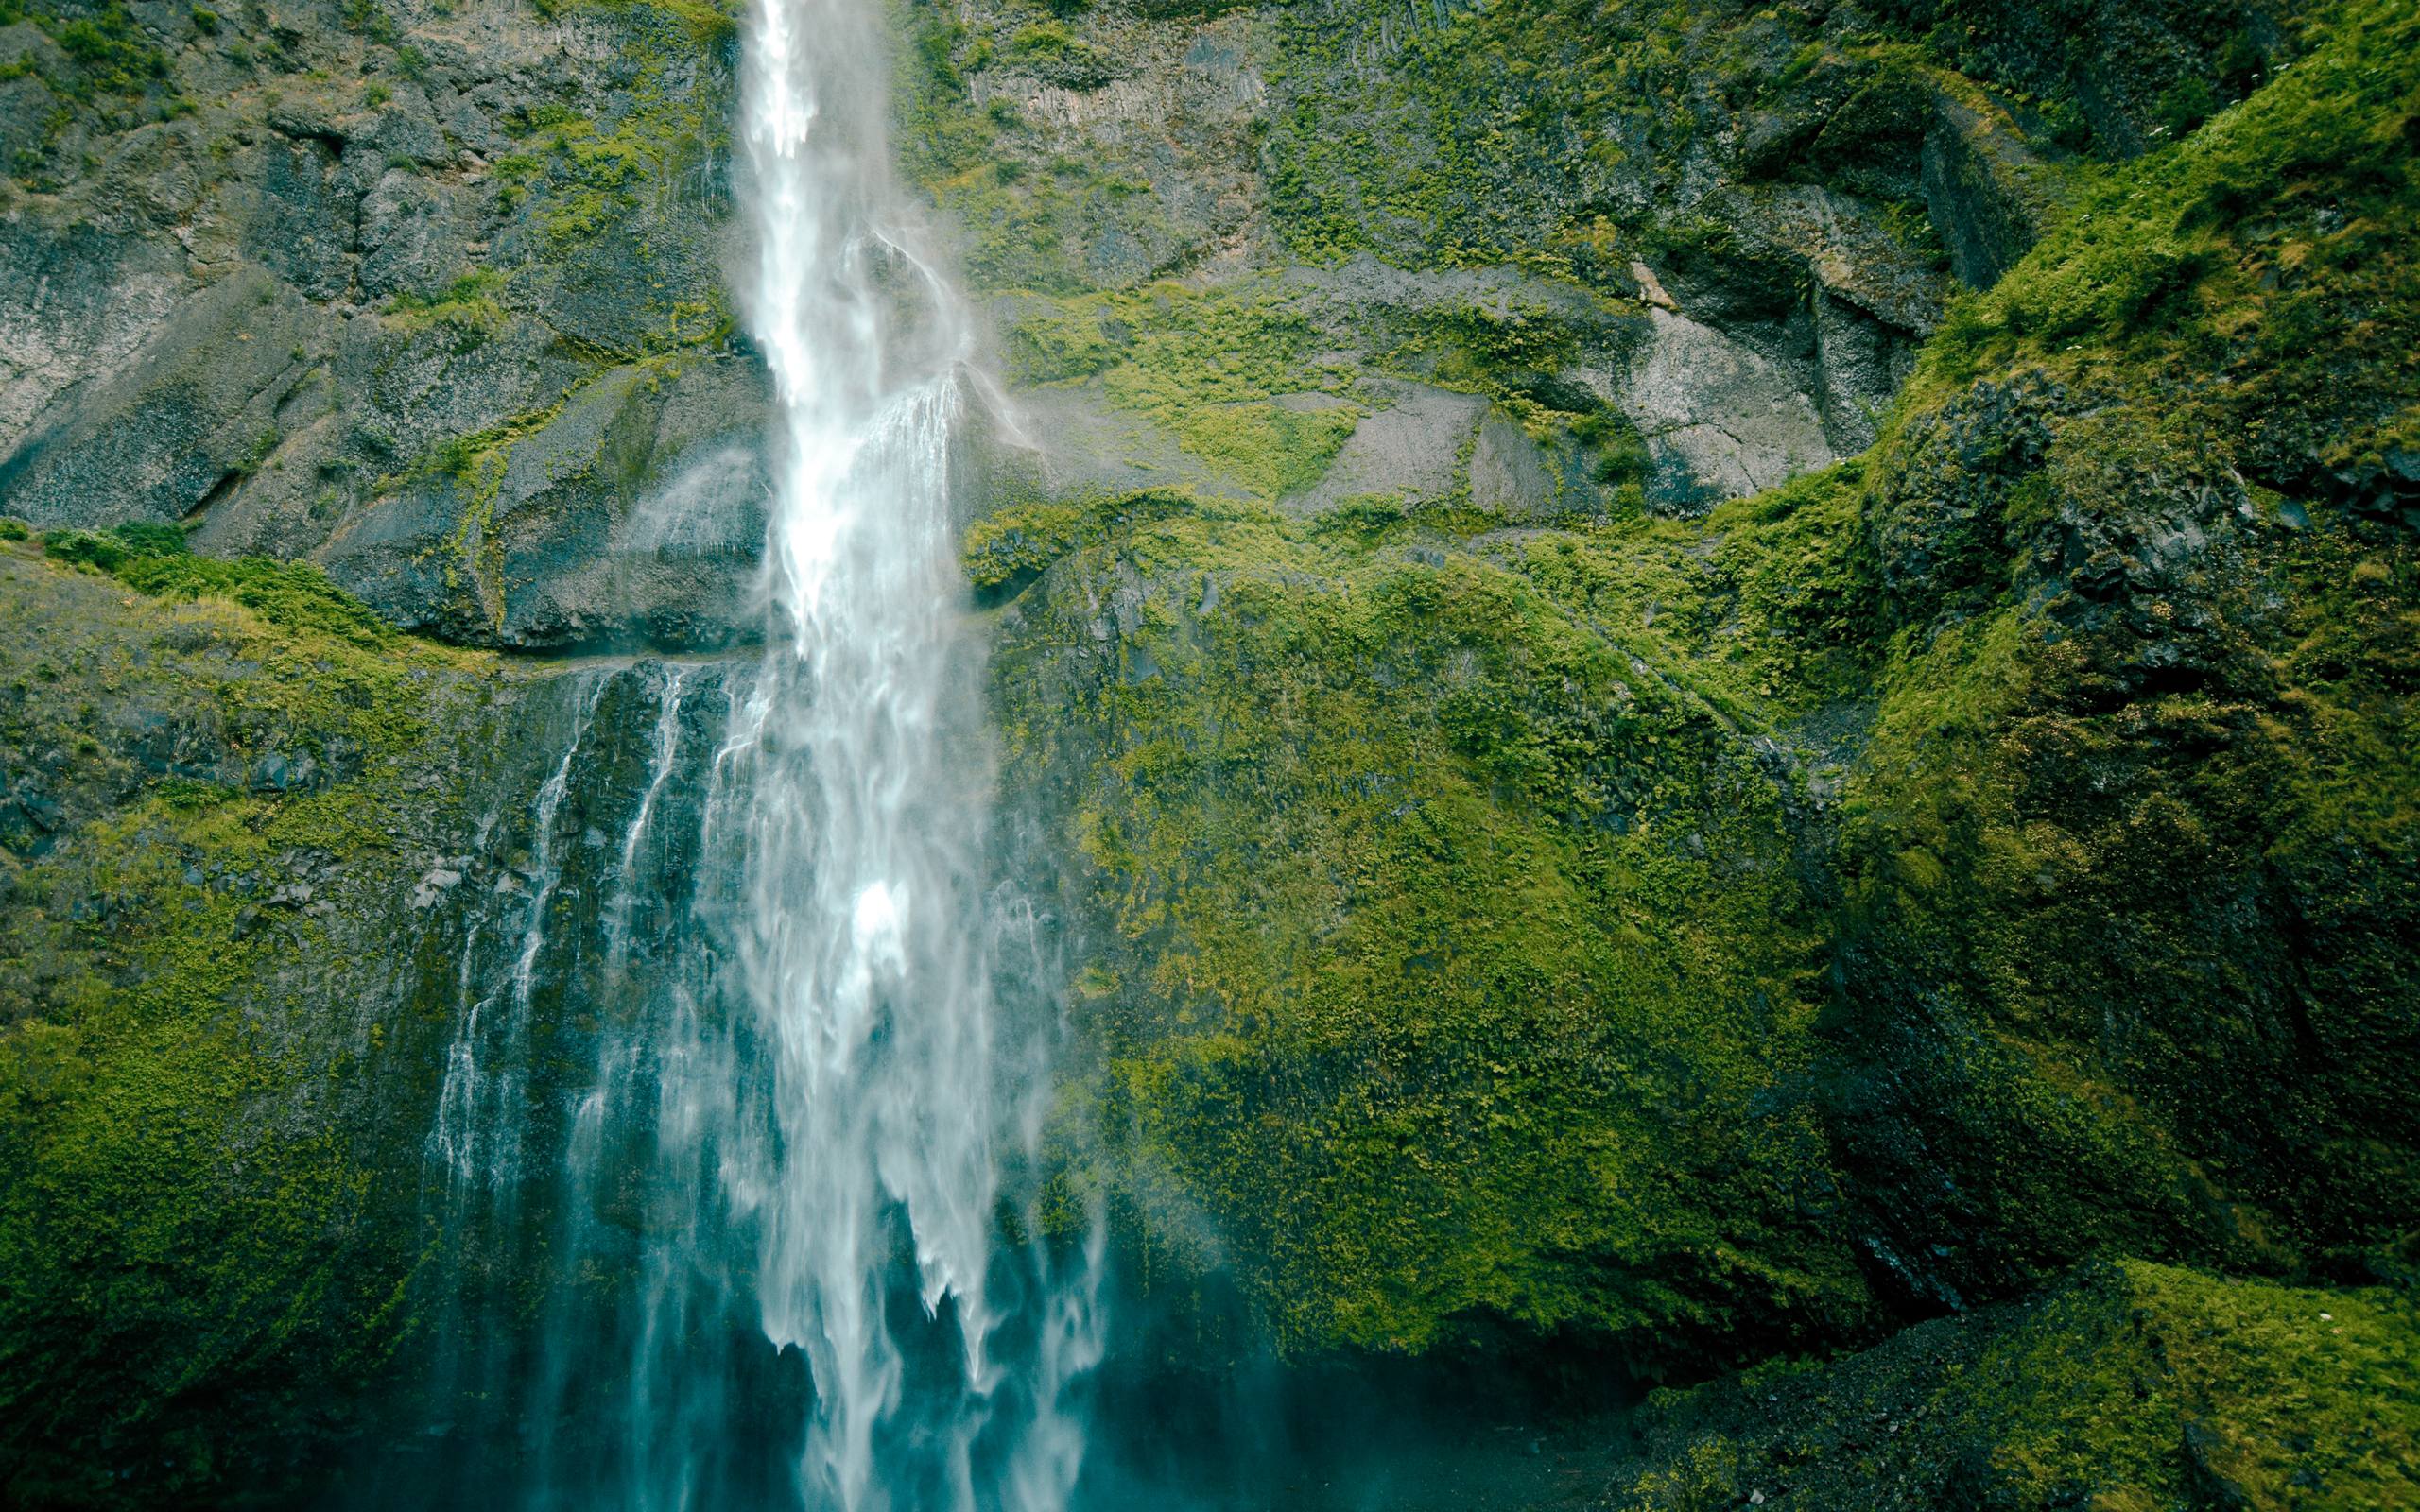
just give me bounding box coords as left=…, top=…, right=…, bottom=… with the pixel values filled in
left=718, top=0, right=1103, bottom=1502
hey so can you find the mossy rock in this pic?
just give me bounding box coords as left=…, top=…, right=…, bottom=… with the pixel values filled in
left=1608, top=1258, right=2420, bottom=1509
left=0, top=535, right=636, bottom=1507
left=986, top=490, right=1878, bottom=1364
left=1825, top=0, right=2420, bottom=1307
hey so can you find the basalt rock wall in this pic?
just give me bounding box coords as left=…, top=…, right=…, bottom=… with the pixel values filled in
left=2, top=0, right=2416, bottom=1503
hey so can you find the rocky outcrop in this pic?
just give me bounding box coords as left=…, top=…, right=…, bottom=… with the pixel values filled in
left=0, top=0, right=759, bottom=651
left=963, top=0, right=2418, bottom=1394
left=1921, top=94, right=2058, bottom=289
left=981, top=492, right=1875, bottom=1362
left=1601, top=1259, right=2420, bottom=1509
left=2, top=264, right=326, bottom=526
left=1616, top=302, right=1840, bottom=509
left=315, top=352, right=769, bottom=649
left=903, top=0, right=1977, bottom=521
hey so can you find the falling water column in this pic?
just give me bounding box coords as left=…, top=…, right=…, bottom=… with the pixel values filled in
left=727, top=0, right=1098, bottom=1503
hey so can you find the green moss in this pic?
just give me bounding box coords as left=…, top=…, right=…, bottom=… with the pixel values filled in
left=892, top=2, right=1080, bottom=293
left=1613, top=1260, right=2420, bottom=1508
left=41, top=521, right=178, bottom=572
left=993, top=493, right=1875, bottom=1362
left=1372, top=296, right=1656, bottom=483
left=1260, top=0, right=1759, bottom=275
left=890, top=0, right=1196, bottom=295
left=953, top=0, right=2420, bottom=1379
left=1500, top=460, right=1881, bottom=711
left=563, top=0, right=739, bottom=47
left=1000, top=280, right=1366, bottom=497
left=383, top=269, right=512, bottom=344
left=0, top=548, right=489, bottom=1505
left=116, top=556, right=404, bottom=656
left=1001, top=302, right=1118, bottom=386
left=1828, top=497, right=2420, bottom=1283
left=0, top=0, right=170, bottom=107
left=965, top=501, right=1090, bottom=593
left=1006, top=19, right=1115, bottom=86
left=38, top=521, right=401, bottom=653
left=1811, top=0, right=2420, bottom=1301
left=1906, top=0, right=2418, bottom=470
left=494, top=109, right=650, bottom=247
left=490, top=0, right=735, bottom=267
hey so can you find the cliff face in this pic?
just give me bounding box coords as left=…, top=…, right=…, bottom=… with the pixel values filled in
left=1, top=0, right=2416, bottom=1501
left=0, top=0, right=760, bottom=649
left=955, top=0, right=2418, bottom=1357
left=0, top=527, right=764, bottom=1503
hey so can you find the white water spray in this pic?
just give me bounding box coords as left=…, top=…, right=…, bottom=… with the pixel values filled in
left=412, top=1, right=1098, bottom=1501
left=720, top=0, right=1100, bottom=1503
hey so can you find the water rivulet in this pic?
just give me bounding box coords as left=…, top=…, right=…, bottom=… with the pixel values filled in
left=396, top=0, right=1101, bottom=1502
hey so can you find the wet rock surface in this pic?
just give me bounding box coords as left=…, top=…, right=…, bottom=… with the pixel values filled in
left=0, top=0, right=757, bottom=651
left=0, top=536, right=750, bottom=1504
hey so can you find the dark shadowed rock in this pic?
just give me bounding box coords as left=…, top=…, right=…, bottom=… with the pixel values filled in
left=1921, top=95, right=2055, bottom=289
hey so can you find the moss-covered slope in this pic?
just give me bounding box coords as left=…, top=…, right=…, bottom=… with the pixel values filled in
left=0, top=528, right=695, bottom=1507
left=977, top=0, right=2420, bottom=1372
left=1825, top=0, right=2420, bottom=1304
left=987, top=488, right=1869, bottom=1362
left=1609, top=1259, right=2420, bottom=1508
left=0, top=531, right=483, bottom=1502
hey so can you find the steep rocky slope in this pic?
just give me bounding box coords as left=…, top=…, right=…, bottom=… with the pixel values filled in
left=0, top=0, right=2415, bottom=1502
left=0, top=0, right=760, bottom=647
left=0, top=526, right=752, bottom=1503
left=961, top=0, right=2419, bottom=1361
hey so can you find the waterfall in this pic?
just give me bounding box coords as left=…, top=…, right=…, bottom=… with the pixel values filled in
left=720, top=0, right=1102, bottom=1500
left=429, top=671, right=606, bottom=1191
left=408, top=0, right=1099, bottom=1502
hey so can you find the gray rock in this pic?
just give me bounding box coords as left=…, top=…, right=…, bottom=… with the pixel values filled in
left=80, top=123, right=214, bottom=239
left=1467, top=411, right=1596, bottom=522
left=319, top=354, right=769, bottom=650
left=0, top=20, right=65, bottom=72
left=1922, top=96, right=2052, bottom=290
left=0, top=217, right=188, bottom=461
left=0, top=57, right=60, bottom=172
left=1616, top=305, right=1837, bottom=513
left=356, top=93, right=449, bottom=168
left=233, top=136, right=361, bottom=301
left=528, top=209, right=727, bottom=357
left=3, top=264, right=329, bottom=527
left=336, top=312, right=594, bottom=471
left=1810, top=290, right=1915, bottom=455
left=357, top=169, right=469, bottom=301
left=1285, top=379, right=1485, bottom=514
left=1725, top=181, right=1946, bottom=335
